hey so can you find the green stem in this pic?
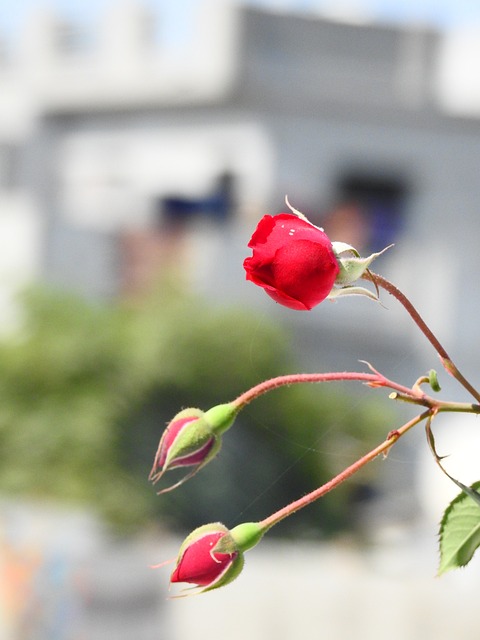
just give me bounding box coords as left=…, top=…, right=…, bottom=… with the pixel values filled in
left=437, top=400, right=480, bottom=414
left=368, top=272, right=480, bottom=404
left=259, top=410, right=431, bottom=532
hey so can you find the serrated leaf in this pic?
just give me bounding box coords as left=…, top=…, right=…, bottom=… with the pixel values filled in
left=438, top=480, right=480, bottom=575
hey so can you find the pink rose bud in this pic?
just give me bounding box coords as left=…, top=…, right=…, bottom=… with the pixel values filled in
left=169, top=521, right=264, bottom=594
left=244, top=213, right=340, bottom=310
left=149, top=404, right=237, bottom=493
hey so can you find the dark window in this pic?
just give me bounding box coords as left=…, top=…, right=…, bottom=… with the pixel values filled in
left=158, top=172, right=236, bottom=229
left=324, top=172, right=409, bottom=252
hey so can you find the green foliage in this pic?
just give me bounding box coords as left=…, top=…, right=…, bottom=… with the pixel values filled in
left=0, top=285, right=392, bottom=537
left=0, top=288, right=153, bottom=529
left=0, top=286, right=292, bottom=530
left=438, top=480, right=480, bottom=575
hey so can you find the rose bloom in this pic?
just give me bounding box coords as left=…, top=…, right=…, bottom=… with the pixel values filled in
left=244, top=213, right=339, bottom=310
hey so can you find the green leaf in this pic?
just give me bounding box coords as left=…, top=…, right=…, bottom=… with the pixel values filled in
left=428, top=369, right=441, bottom=392
left=438, top=480, right=480, bottom=575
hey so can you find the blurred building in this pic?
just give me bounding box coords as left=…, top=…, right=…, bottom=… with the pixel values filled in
left=2, top=3, right=480, bottom=635
left=1, top=0, right=480, bottom=369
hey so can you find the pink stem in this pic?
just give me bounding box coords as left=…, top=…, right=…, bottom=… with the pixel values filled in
left=233, top=371, right=422, bottom=410
left=369, top=272, right=480, bottom=404
left=260, top=410, right=431, bottom=532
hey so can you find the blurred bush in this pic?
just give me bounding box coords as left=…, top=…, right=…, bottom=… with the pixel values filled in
left=0, top=285, right=393, bottom=537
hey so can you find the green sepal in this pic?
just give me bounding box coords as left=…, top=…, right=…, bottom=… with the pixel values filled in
left=205, top=521, right=266, bottom=592
left=176, top=522, right=246, bottom=594
left=176, top=522, right=229, bottom=558
left=332, top=244, right=393, bottom=286
left=327, top=285, right=380, bottom=302
left=202, top=553, right=245, bottom=593
left=164, top=411, right=213, bottom=468
left=170, top=407, right=204, bottom=422
left=204, top=403, right=238, bottom=435
left=331, top=241, right=360, bottom=257
left=284, top=195, right=311, bottom=222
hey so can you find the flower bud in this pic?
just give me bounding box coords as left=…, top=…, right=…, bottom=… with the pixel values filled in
left=169, top=521, right=264, bottom=594
left=243, top=205, right=393, bottom=309
left=149, top=404, right=237, bottom=493
left=244, top=213, right=339, bottom=310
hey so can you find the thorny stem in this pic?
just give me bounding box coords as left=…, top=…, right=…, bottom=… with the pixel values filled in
left=232, top=371, right=480, bottom=415
left=259, top=410, right=431, bottom=532
left=233, top=367, right=480, bottom=533
left=367, top=272, right=480, bottom=404
left=232, top=371, right=420, bottom=410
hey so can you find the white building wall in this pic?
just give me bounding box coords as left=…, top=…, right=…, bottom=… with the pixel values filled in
left=59, top=120, right=275, bottom=233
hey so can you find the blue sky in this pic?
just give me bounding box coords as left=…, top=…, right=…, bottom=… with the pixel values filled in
left=1, top=0, right=480, bottom=46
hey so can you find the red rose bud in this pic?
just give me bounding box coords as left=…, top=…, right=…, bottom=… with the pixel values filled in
left=149, top=404, right=237, bottom=493
left=244, top=213, right=340, bottom=310
left=170, top=521, right=264, bottom=594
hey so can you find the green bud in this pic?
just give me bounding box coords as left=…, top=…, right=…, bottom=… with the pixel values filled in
left=150, top=403, right=239, bottom=493
left=230, top=522, right=265, bottom=552
left=428, top=369, right=441, bottom=392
